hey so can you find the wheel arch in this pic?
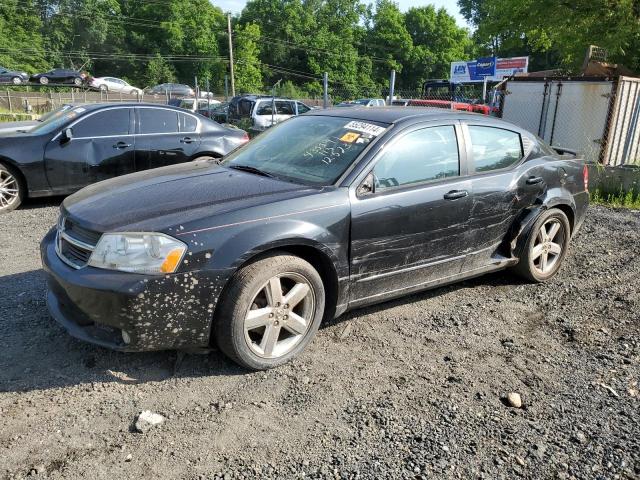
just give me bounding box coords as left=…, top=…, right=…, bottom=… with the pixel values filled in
left=505, top=200, right=576, bottom=259
left=209, top=240, right=342, bottom=347
left=190, top=151, right=224, bottom=161
left=0, top=156, right=28, bottom=195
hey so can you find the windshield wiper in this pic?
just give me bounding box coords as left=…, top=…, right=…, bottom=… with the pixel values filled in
left=228, top=165, right=274, bottom=178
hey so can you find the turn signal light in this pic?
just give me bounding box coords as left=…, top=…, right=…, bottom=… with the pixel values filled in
left=161, top=248, right=185, bottom=273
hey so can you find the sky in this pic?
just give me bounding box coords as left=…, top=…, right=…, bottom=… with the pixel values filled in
left=212, top=0, right=470, bottom=28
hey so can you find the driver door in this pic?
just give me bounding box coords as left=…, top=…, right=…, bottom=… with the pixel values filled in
left=349, top=123, right=473, bottom=304
left=44, top=107, right=135, bottom=192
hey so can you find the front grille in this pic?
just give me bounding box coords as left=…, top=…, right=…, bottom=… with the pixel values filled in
left=55, top=215, right=101, bottom=269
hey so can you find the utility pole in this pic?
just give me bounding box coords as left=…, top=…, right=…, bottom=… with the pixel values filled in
left=388, top=70, right=396, bottom=105
left=227, top=14, right=236, bottom=97
left=323, top=72, right=328, bottom=109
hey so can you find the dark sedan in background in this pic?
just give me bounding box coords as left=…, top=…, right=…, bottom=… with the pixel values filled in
left=0, top=103, right=249, bottom=212
left=30, top=69, right=87, bottom=86
left=0, top=66, right=29, bottom=84
left=41, top=108, right=588, bottom=370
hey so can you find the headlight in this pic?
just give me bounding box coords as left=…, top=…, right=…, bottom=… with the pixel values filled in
left=88, top=232, right=187, bottom=274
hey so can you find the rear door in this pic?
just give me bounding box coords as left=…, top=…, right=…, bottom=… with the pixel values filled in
left=349, top=123, right=473, bottom=303
left=462, top=123, right=544, bottom=269
left=134, top=107, right=199, bottom=171
left=44, top=107, right=135, bottom=191
left=275, top=100, right=296, bottom=123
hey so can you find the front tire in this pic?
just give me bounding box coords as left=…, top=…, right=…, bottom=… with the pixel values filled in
left=73, top=77, right=83, bottom=86
left=513, top=208, right=571, bottom=282
left=215, top=252, right=326, bottom=370
left=12, top=77, right=22, bottom=85
left=39, top=76, right=49, bottom=85
left=0, top=163, right=25, bottom=213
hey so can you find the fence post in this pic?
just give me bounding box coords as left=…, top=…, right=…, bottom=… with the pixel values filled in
left=323, top=72, right=328, bottom=109
left=6, top=89, right=11, bottom=112
left=388, top=70, right=396, bottom=105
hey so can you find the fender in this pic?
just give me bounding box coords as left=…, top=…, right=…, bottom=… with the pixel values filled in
left=202, top=215, right=351, bottom=316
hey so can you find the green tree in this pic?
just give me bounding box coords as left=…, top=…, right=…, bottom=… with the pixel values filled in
left=458, top=0, right=640, bottom=73
left=234, top=23, right=263, bottom=93
left=366, top=0, right=413, bottom=85
left=0, top=0, right=48, bottom=72
left=403, top=5, right=474, bottom=88
left=143, top=54, right=177, bottom=86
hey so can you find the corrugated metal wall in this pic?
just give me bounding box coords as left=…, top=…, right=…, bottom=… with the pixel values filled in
left=604, top=77, right=640, bottom=166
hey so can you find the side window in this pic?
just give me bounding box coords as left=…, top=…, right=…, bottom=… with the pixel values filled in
left=373, top=126, right=459, bottom=190
left=239, top=99, right=254, bottom=116
left=139, top=108, right=178, bottom=134
left=179, top=113, right=197, bottom=133
left=468, top=125, right=523, bottom=172
left=73, top=109, right=130, bottom=137
left=256, top=102, right=273, bottom=116
left=297, top=102, right=311, bottom=114
left=275, top=101, right=295, bottom=115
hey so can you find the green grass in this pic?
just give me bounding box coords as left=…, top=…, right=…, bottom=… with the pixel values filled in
left=591, top=188, right=640, bottom=209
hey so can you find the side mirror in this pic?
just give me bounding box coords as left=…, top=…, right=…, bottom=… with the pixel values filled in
left=356, top=172, right=375, bottom=197
left=61, top=127, right=73, bottom=143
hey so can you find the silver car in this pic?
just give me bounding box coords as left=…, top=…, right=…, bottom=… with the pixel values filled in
left=90, top=77, right=143, bottom=95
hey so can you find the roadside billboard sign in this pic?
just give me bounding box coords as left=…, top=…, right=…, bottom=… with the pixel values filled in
left=450, top=56, right=529, bottom=83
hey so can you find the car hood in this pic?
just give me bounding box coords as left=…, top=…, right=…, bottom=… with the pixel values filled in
left=62, top=160, right=321, bottom=232
left=0, top=120, right=39, bottom=133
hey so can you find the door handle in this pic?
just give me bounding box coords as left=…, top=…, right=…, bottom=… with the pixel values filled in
left=113, top=141, right=132, bottom=149
left=443, top=190, right=468, bottom=200
left=526, top=176, right=544, bottom=185
left=180, top=137, right=194, bottom=144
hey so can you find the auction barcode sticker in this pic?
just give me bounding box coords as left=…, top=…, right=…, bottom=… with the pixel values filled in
left=343, top=121, right=386, bottom=137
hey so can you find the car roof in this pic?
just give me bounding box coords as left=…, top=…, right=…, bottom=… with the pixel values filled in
left=76, top=103, right=197, bottom=113
left=306, top=106, right=505, bottom=125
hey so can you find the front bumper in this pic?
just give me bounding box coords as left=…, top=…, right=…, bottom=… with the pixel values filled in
left=41, top=228, right=225, bottom=352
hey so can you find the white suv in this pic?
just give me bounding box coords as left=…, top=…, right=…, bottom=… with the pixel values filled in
left=251, top=98, right=312, bottom=130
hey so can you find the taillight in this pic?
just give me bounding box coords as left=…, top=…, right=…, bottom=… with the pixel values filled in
left=583, top=164, right=589, bottom=192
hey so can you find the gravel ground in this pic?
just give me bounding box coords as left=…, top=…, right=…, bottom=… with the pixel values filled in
left=0, top=200, right=638, bottom=480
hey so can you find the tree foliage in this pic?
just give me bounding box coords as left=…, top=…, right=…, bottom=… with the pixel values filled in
left=458, top=0, right=640, bottom=72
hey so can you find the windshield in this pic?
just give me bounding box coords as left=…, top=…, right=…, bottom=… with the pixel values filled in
left=221, top=115, right=388, bottom=186
left=353, top=99, right=371, bottom=105
left=29, top=106, right=87, bottom=134
left=38, top=104, right=74, bottom=123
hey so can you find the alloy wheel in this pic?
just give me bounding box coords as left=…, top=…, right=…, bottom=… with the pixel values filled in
left=244, top=272, right=315, bottom=359
left=12, top=77, right=21, bottom=85
left=531, top=218, right=564, bottom=275
left=39, top=77, right=48, bottom=85
left=0, top=170, right=19, bottom=210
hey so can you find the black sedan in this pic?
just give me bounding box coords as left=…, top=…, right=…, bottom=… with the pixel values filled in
left=41, top=108, right=589, bottom=370
left=0, top=66, right=29, bottom=84
left=0, top=103, right=249, bottom=212
left=30, top=69, right=86, bottom=86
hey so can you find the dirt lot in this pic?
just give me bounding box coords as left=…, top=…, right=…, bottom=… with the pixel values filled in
left=1, top=201, right=638, bottom=479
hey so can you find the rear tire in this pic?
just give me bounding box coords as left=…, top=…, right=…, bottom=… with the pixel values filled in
left=73, top=77, right=82, bottom=86
left=0, top=163, right=25, bottom=213
left=99, top=85, right=108, bottom=92
left=12, top=77, right=22, bottom=85
left=214, top=252, right=326, bottom=370
left=512, top=208, right=571, bottom=282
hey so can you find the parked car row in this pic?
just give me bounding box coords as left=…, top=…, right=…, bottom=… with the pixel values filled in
left=33, top=106, right=589, bottom=371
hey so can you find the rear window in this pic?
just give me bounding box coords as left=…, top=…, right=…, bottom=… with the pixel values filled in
left=139, top=108, right=178, bottom=134
left=469, top=126, right=523, bottom=172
